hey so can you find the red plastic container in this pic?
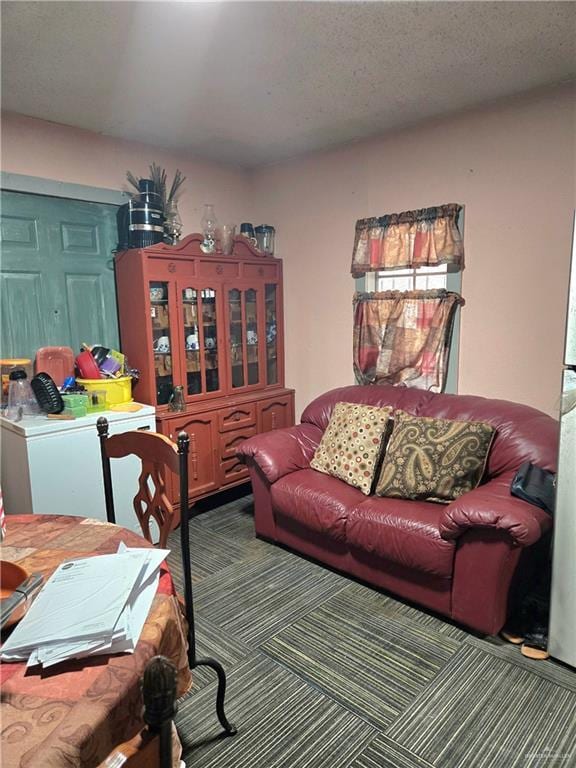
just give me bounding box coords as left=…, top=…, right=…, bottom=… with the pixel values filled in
left=35, top=347, right=75, bottom=387
left=75, top=350, right=102, bottom=380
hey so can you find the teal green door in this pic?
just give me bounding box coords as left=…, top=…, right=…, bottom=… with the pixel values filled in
left=0, top=191, right=119, bottom=360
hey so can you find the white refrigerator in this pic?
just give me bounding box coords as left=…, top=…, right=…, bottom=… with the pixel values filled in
left=549, top=215, right=576, bottom=668
left=0, top=405, right=156, bottom=536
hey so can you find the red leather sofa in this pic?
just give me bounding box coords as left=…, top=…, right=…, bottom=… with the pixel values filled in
left=237, top=385, right=558, bottom=635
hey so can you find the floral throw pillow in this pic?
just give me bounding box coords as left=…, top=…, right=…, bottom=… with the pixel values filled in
left=374, top=410, right=496, bottom=503
left=310, top=402, right=393, bottom=495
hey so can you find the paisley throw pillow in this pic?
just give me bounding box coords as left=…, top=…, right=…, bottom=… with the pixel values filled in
left=374, top=410, right=495, bottom=502
left=310, top=402, right=393, bottom=495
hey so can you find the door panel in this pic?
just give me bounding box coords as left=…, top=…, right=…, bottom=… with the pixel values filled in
left=0, top=190, right=119, bottom=359
left=258, top=395, right=294, bottom=433
left=60, top=221, right=100, bottom=253
left=1, top=214, right=39, bottom=249
left=0, top=272, right=46, bottom=355
left=164, top=413, right=219, bottom=500
left=65, top=273, right=108, bottom=346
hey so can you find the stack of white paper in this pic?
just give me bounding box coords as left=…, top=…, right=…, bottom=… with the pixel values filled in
left=0, top=544, right=170, bottom=668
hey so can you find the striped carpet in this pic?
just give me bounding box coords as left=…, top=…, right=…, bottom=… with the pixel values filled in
left=167, top=490, right=576, bottom=768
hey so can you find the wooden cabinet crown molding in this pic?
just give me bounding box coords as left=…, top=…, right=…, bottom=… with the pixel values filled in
left=121, top=232, right=276, bottom=261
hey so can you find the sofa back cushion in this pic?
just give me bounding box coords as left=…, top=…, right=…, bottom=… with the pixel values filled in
left=301, top=385, right=433, bottom=431
left=419, top=393, right=558, bottom=476
left=301, top=386, right=558, bottom=478
left=374, top=410, right=495, bottom=502
left=310, top=402, right=392, bottom=494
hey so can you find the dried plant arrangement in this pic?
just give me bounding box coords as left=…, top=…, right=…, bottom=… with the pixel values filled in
left=126, top=164, right=186, bottom=214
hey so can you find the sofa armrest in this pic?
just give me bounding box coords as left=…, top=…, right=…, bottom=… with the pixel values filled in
left=439, top=472, right=552, bottom=547
left=236, top=423, right=324, bottom=484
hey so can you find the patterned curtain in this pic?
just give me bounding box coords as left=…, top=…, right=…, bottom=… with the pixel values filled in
left=353, top=290, right=463, bottom=392
left=351, top=204, right=464, bottom=278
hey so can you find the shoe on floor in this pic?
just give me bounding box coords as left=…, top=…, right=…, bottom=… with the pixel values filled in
left=520, top=624, right=549, bottom=660
left=521, top=643, right=550, bottom=660
left=501, top=628, right=524, bottom=645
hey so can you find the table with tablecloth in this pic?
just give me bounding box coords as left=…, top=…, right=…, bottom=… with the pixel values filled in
left=0, top=514, right=192, bottom=767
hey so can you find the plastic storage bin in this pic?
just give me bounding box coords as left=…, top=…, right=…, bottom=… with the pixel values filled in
left=85, top=390, right=107, bottom=413
left=62, top=393, right=89, bottom=418
left=77, top=376, right=132, bottom=406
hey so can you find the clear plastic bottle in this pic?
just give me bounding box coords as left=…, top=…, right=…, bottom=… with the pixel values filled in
left=6, top=369, right=40, bottom=421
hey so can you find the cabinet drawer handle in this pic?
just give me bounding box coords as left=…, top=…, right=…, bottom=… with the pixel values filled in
left=234, top=413, right=241, bottom=421
left=137, top=425, right=151, bottom=431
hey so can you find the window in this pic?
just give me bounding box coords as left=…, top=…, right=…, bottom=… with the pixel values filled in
left=358, top=265, right=462, bottom=393
left=366, top=263, right=450, bottom=292
left=352, top=204, right=464, bottom=393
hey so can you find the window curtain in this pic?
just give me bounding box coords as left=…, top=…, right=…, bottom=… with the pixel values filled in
left=351, top=204, right=464, bottom=278
left=353, top=289, right=463, bottom=392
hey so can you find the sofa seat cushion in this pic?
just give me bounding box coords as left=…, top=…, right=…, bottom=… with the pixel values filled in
left=346, top=498, right=456, bottom=578
left=271, top=469, right=366, bottom=542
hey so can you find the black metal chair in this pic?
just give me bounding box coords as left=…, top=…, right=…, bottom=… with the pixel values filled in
left=97, top=417, right=236, bottom=738
left=99, top=655, right=178, bottom=768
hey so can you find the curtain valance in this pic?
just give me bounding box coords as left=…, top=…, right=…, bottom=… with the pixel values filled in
left=351, top=203, right=464, bottom=277
left=353, top=289, right=463, bottom=392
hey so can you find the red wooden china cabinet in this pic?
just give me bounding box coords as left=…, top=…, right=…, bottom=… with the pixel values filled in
left=115, top=233, right=294, bottom=522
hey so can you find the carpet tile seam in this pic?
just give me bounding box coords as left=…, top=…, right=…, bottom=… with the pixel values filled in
left=259, top=647, right=401, bottom=728
left=264, top=632, right=438, bottom=694
left=254, top=650, right=390, bottom=738
left=261, top=604, right=459, bottom=682
left=386, top=645, right=576, bottom=767
left=207, top=580, right=354, bottom=644
left=463, top=636, right=576, bottom=693
left=351, top=734, right=439, bottom=768
left=179, top=653, right=381, bottom=768
left=260, top=644, right=413, bottom=725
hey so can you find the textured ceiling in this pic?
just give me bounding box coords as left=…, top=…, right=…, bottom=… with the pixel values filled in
left=2, top=1, right=575, bottom=168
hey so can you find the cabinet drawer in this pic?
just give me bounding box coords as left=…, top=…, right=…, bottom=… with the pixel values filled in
left=218, top=403, right=256, bottom=432
left=243, top=263, right=279, bottom=281
left=220, top=427, right=257, bottom=460
left=197, top=261, right=239, bottom=279
left=220, top=456, right=250, bottom=485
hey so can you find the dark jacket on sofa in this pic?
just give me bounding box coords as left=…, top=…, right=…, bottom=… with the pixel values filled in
left=236, top=385, right=558, bottom=635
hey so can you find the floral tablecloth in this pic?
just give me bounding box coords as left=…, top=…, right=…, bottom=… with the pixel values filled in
left=0, top=515, right=192, bottom=767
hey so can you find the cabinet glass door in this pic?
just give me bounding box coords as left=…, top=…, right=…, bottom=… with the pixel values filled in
left=201, top=288, right=220, bottom=393
left=228, top=287, right=260, bottom=389
left=181, top=285, right=220, bottom=396
left=182, top=287, right=201, bottom=396
left=265, top=284, right=279, bottom=385
left=229, top=288, right=244, bottom=388
left=150, top=281, right=174, bottom=405
left=246, top=288, right=260, bottom=385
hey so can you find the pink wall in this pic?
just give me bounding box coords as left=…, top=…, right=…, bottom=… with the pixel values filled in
left=2, top=88, right=575, bottom=419
left=1, top=112, right=253, bottom=233
left=252, top=85, right=576, bottom=417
